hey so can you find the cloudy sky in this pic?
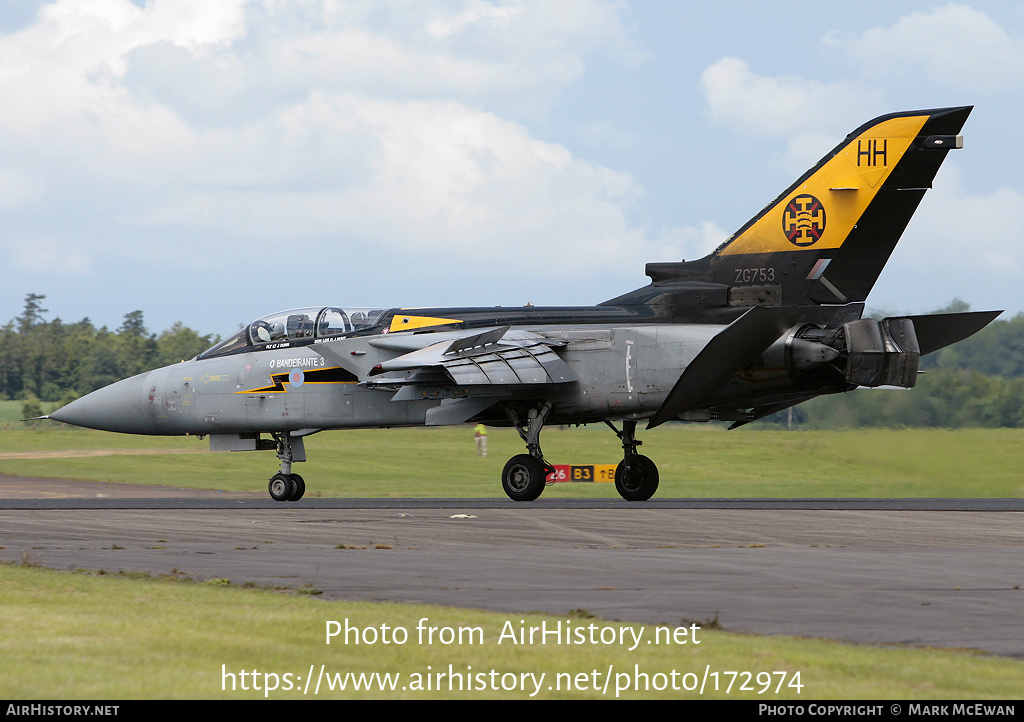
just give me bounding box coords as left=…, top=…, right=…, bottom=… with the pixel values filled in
left=1, top=0, right=1021, bottom=337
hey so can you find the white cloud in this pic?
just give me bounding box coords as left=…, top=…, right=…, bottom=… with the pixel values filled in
left=700, top=57, right=882, bottom=171
left=260, top=0, right=642, bottom=118
left=826, top=3, right=1024, bottom=92
left=1, top=236, right=92, bottom=275
left=903, top=164, right=1023, bottom=278
left=425, top=0, right=525, bottom=39
left=871, top=162, right=1024, bottom=314
left=0, top=0, right=246, bottom=133
left=116, top=93, right=686, bottom=277
left=665, top=221, right=729, bottom=263
left=0, top=0, right=665, bottom=275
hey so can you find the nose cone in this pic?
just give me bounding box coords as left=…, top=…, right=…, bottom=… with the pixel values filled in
left=49, top=372, right=162, bottom=434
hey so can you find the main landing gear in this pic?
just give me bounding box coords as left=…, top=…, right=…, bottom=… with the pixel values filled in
left=501, top=402, right=555, bottom=502
left=499, top=404, right=660, bottom=502
left=606, top=420, right=659, bottom=501
left=268, top=432, right=305, bottom=502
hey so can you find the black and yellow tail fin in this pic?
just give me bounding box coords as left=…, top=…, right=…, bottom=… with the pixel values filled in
left=620, top=107, right=971, bottom=311
left=710, top=106, right=970, bottom=304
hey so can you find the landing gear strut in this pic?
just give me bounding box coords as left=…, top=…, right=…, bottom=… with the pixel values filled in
left=605, top=420, right=659, bottom=501
left=501, top=402, right=555, bottom=501
left=268, top=432, right=305, bottom=502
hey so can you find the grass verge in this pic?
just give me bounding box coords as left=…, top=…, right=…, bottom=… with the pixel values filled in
left=1, top=425, right=1023, bottom=498
left=2, top=564, right=1022, bottom=699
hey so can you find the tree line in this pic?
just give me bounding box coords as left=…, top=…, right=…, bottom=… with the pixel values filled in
left=2, top=294, right=218, bottom=410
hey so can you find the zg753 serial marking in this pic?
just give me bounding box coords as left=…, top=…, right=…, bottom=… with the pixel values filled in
left=734, top=267, right=776, bottom=284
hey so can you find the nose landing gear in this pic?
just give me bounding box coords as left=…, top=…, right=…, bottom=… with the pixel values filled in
left=269, top=471, right=305, bottom=502
left=268, top=432, right=306, bottom=502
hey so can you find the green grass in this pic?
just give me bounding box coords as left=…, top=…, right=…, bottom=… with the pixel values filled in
left=0, top=399, right=58, bottom=425
left=2, top=564, right=1021, bottom=699
left=1, top=425, right=1022, bottom=498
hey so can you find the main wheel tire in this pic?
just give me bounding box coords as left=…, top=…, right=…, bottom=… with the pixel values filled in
left=614, top=455, right=659, bottom=501
left=269, top=472, right=296, bottom=502
left=502, top=454, right=547, bottom=502
left=288, top=473, right=305, bottom=502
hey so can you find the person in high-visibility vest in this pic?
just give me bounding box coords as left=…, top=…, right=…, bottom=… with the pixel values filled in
left=473, top=423, right=488, bottom=457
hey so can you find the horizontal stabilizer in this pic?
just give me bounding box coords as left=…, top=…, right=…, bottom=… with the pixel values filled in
left=889, top=310, right=1002, bottom=356
left=647, top=306, right=800, bottom=429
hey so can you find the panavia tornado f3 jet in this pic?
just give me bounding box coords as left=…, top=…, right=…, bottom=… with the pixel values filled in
left=50, top=106, right=999, bottom=502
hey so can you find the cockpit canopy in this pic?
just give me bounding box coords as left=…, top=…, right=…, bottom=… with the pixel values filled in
left=198, top=306, right=389, bottom=359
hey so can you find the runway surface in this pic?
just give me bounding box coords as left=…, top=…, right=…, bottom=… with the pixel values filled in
left=1, top=477, right=1022, bottom=658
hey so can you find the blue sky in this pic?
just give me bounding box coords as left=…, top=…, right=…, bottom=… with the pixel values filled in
left=1, top=0, right=1021, bottom=337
